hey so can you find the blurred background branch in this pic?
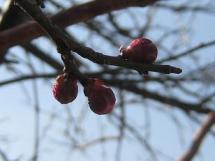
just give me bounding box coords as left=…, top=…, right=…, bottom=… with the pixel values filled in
left=0, top=0, right=215, bottom=161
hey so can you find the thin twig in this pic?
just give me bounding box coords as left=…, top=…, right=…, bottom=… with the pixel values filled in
left=0, top=0, right=159, bottom=56
left=16, top=0, right=182, bottom=76
left=158, top=40, right=215, bottom=63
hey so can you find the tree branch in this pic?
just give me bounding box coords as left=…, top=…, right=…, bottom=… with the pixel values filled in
left=106, top=80, right=214, bottom=114
left=158, top=40, right=215, bottom=63
left=0, top=0, right=158, bottom=55
left=15, top=0, right=182, bottom=75
left=177, top=112, right=215, bottom=161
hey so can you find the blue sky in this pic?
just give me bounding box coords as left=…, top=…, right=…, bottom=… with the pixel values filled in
left=0, top=0, right=215, bottom=161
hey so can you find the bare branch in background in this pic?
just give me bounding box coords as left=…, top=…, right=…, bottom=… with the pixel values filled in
left=0, top=0, right=215, bottom=161
left=177, top=112, right=215, bottom=161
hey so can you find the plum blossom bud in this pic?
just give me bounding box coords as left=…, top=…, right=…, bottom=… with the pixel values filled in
left=52, top=74, right=78, bottom=104
left=120, top=37, right=158, bottom=64
left=84, top=79, right=116, bottom=115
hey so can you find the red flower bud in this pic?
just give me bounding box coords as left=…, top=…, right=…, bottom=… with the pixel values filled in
left=52, top=74, right=78, bottom=104
left=120, top=37, right=158, bottom=64
left=84, top=79, right=116, bottom=115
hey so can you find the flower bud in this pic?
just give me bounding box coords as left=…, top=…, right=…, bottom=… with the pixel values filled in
left=120, top=37, right=158, bottom=64
left=52, top=74, right=78, bottom=104
left=84, top=79, right=116, bottom=115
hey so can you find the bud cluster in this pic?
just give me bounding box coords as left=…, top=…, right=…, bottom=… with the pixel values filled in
left=52, top=74, right=116, bottom=115
left=52, top=37, right=157, bottom=115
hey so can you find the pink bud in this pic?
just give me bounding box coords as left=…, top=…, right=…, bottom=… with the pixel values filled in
left=121, top=37, right=158, bottom=64
left=52, top=74, right=78, bottom=104
left=84, top=79, right=116, bottom=115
